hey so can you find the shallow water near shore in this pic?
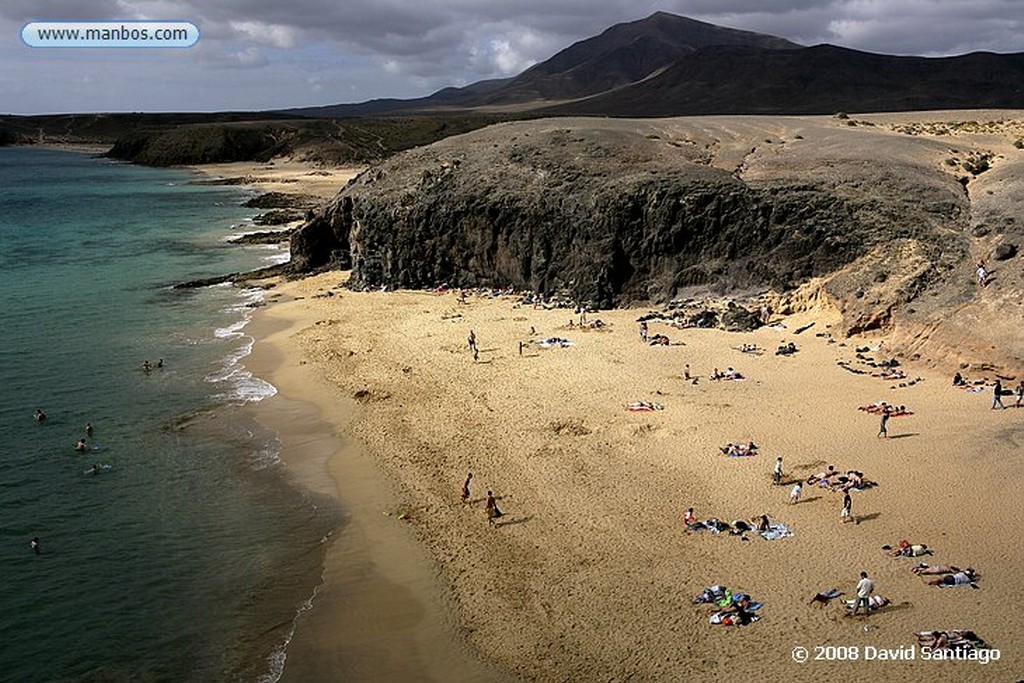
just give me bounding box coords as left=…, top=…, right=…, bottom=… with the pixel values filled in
left=0, top=148, right=336, bottom=682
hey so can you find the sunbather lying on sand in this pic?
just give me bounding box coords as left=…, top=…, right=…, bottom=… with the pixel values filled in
left=916, top=629, right=989, bottom=651
left=925, top=568, right=978, bottom=587
left=843, top=595, right=890, bottom=612
left=720, top=441, right=758, bottom=457
left=806, top=465, right=838, bottom=485
left=912, top=564, right=960, bottom=575
left=884, top=541, right=931, bottom=557
left=809, top=588, right=843, bottom=607
left=626, top=400, right=664, bottom=412
left=775, top=341, right=798, bottom=356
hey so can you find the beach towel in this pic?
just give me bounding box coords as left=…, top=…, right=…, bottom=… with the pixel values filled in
left=963, top=386, right=985, bottom=394
left=758, top=523, right=793, bottom=541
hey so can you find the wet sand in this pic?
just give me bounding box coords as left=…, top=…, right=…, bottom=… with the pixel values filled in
left=245, top=301, right=511, bottom=683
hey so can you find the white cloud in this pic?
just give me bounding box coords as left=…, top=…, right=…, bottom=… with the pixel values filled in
left=229, top=19, right=298, bottom=48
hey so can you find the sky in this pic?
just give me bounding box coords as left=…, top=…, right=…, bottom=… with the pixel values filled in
left=2, top=0, right=1022, bottom=114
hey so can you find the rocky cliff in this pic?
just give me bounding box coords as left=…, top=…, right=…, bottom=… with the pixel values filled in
left=291, top=114, right=1024, bottom=374
left=293, top=117, right=967, bottom=302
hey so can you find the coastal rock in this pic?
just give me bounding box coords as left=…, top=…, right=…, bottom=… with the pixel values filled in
left=243, top=192, right=319, bottom=210
left=292, top=119, right=966, bottom=309
left=253, top=209, right=305, bottom=226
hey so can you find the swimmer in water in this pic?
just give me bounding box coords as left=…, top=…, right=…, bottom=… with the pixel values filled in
left=85, top=422, right=94, bottom=438
left=141, top=360, right=152, bottom=373
left=89, top=463, right=101, bottom=475
left=35, top=409, right=47, bottom=423
left=30, top=537, right=41, bottom=555
left=74, top=439, right=88, bottom=452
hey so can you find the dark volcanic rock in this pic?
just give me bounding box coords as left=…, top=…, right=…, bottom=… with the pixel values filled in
left=721, top=304, right=762, bottom=332
left=992, top=243, right=1018, bottom=260
left=228, top=228, right=296, bottom=245
left=243, top=192, right=319, bottom=209
left=253, top=209, right=305, bottom=225
left=290, top=119, right=968, bottom=307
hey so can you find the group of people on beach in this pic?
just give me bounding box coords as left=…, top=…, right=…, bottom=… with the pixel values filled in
left=461, top=471, right=503, bottom=526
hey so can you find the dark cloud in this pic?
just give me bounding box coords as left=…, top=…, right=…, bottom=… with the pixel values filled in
left=3, top=1, right=1023, bottom=113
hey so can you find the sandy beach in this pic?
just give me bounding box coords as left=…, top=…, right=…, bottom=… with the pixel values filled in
left=243, top=271, right=1023, bottom=682
left=192, top=160, right=362, bottom=200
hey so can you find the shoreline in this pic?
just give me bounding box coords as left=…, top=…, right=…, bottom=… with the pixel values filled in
left=243, top=288, right=511, bottom=683
left=238, top=271, right=1022, bottom=682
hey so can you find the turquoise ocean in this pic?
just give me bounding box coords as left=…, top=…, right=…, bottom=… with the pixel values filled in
left=0, top=148, right=338, bottom=682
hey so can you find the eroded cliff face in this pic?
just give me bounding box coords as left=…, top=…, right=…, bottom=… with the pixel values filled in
left=293, top=118, right=967, bottom=304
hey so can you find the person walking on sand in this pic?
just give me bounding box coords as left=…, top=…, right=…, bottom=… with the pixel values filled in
left=773, top=456, right=783, bottom=485
left=1016, top=381, right=1024, bottom=409
left=992, top=379, right=1005, bottom=410
left=878, top=411, right=889, bottom=438
left=789, top=481, right=802, bottom=504
left=461, top=472, right=473, bottom=503
left=467, top=330, right=477, bottom=353
left=485, top=490, right=503, bottom=526
left=841, top=490, right=853, bottom=524
left=850, top=571, right=875, bottom=616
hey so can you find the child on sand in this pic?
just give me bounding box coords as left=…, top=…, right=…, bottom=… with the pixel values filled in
left=789, top=482, right=802, bottom=504
left=773, top=456, right=783, bottom=485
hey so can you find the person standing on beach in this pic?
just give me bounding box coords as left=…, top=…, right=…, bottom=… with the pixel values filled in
left=461, top=472, right=473, bottom=503
left=850, top=571, right=874, bottom=616
left=841, top=491, right=853, bottom=524
left=467, top=330, right=476, bottom=353
left=773, top=456, right=783, bottom=485
left=639, top=321, right=648, bottom=343
left=878, top=411, right=889, bottom=438
left=485, top=490, right=502, bottom=526
left=992, top=379, right=1005, bottom=410
left=1016, top=381, right=1024, bottom=408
